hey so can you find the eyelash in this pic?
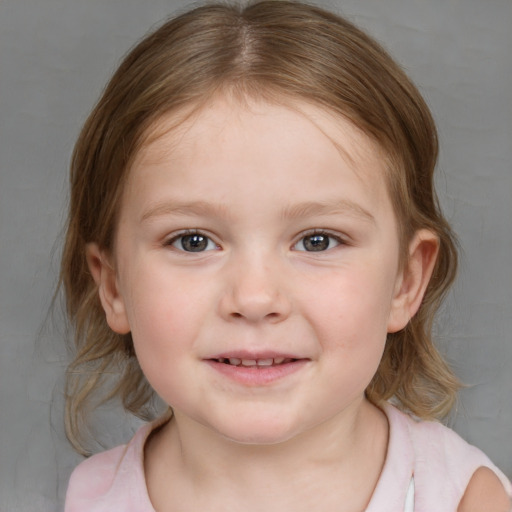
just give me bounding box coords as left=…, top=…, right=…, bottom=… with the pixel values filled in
left=292, top=230, right=346, bottom=252
left=165, top=229, right=346, bottom=254
left=165, top=230, right=219, bottom=253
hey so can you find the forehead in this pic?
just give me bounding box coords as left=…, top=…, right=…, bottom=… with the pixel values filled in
left=133, top=94, right=387, bottom=178
left=124, top=95, right=393, bottom=221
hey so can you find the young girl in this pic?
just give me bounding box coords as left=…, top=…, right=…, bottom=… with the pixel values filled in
left=62, top=2, right=511, bottom=511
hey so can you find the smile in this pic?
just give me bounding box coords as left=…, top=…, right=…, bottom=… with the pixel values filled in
left=213, top=357, right=297, bottom=367
left=205, top=353, right=309, bottom=386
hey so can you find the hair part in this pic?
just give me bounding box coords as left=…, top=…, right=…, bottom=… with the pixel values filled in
left=61, top=0, right=459, bottom=454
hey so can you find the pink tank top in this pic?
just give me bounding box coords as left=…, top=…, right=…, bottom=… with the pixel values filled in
left=65, top=403, right=511, bottom=511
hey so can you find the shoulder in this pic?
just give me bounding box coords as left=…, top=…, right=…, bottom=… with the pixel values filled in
left=383, top=404, right=512, bottom=509
left=457, top=467, right=511, bottom=512
left=65, top=444, right=130, bottom=511
left=385, top=403, right=481, bottom=470
left=64, top=418, right=163, bottom=512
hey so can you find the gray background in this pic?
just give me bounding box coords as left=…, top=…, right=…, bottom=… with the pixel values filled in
left=1, top=0, right=511, bottom=510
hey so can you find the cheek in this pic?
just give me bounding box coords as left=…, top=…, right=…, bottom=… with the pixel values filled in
left=321, top=265, right=395, bottom=332
left=118, top=265, right=196, bottom=371
left=309, top=264, right=394, bottom=368
left=126, top=288, right=199, bottom=408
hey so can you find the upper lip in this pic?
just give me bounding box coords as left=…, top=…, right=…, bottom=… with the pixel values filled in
left=206, top=350, right=306, bottom=361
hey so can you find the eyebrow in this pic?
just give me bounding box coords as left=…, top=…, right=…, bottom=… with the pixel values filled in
left=141, top=198, right=375, bottom=223
left=141, top=200, right=230, bottom=222
left=280, top=199, right=376, bottom=223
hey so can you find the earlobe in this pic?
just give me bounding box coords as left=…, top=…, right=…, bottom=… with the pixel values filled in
left=387, top=230, right=439, bottom=333
left=86, top=243, right=131, bottom=335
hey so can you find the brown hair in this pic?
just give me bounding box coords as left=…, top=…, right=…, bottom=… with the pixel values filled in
left=61, top=0, right=459, bottom=454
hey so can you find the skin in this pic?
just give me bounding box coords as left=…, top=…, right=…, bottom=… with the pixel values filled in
left=87, top=95, right=507, bottom=511
left=458, top=468, right=511, bottom=512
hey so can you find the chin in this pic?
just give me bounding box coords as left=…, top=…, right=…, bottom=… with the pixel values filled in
left=212, top=415, right=301, bottom=446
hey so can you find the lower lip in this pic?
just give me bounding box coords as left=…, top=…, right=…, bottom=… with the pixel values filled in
left=205, top=359, right=308, bottom=386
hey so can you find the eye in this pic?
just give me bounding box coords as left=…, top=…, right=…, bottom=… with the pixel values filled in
left=293, top=232, right=342, bottom=252
left=168, top=232, right=218, bottom=252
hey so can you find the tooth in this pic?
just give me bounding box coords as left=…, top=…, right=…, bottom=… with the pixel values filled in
left=256, top=359, right=273, bottom=366
left=229, top=358, right=241, bottom=366
left=241, top=359, right=257, bottom=367
left=274, top=357, right=285, bottom=365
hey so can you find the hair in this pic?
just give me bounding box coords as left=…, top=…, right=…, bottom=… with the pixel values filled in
left=61, top=0, right=460, bottom=454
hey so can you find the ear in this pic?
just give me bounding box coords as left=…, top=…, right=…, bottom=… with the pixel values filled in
left=86, top=243, right=131, bottom=334
left=387, top=229, right=439, bottom=333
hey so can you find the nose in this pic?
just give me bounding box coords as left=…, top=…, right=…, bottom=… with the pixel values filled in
left=218, top=253, right=292, bottom=324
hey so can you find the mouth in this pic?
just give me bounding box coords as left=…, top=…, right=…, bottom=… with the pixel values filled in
left=205, top=353, right=308, bottom=385
left=210, top=357, right=298, bottom=368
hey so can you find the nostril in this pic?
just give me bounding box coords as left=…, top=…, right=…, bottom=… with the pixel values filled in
left=221, top=290, right=291, bottom=323
left=230, top=311, right=282, bottom=321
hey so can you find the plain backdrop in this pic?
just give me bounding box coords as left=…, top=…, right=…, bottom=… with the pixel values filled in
left=1, top=0, right=511, bottom=510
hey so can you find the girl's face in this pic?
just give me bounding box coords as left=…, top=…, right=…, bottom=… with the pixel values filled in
left=94, top=95, right=417, bottom=444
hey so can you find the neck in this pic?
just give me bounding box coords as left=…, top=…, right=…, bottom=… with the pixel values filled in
left=145, top=399, right=388, bottom=512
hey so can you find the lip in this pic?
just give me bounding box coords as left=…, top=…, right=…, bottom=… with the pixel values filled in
left=205, top=351, right=309, bottom=386
left=209, top=350, right=301, bottom=361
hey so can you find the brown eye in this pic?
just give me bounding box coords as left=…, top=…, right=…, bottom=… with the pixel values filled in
left=294, top=233, right=341, bottom=252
